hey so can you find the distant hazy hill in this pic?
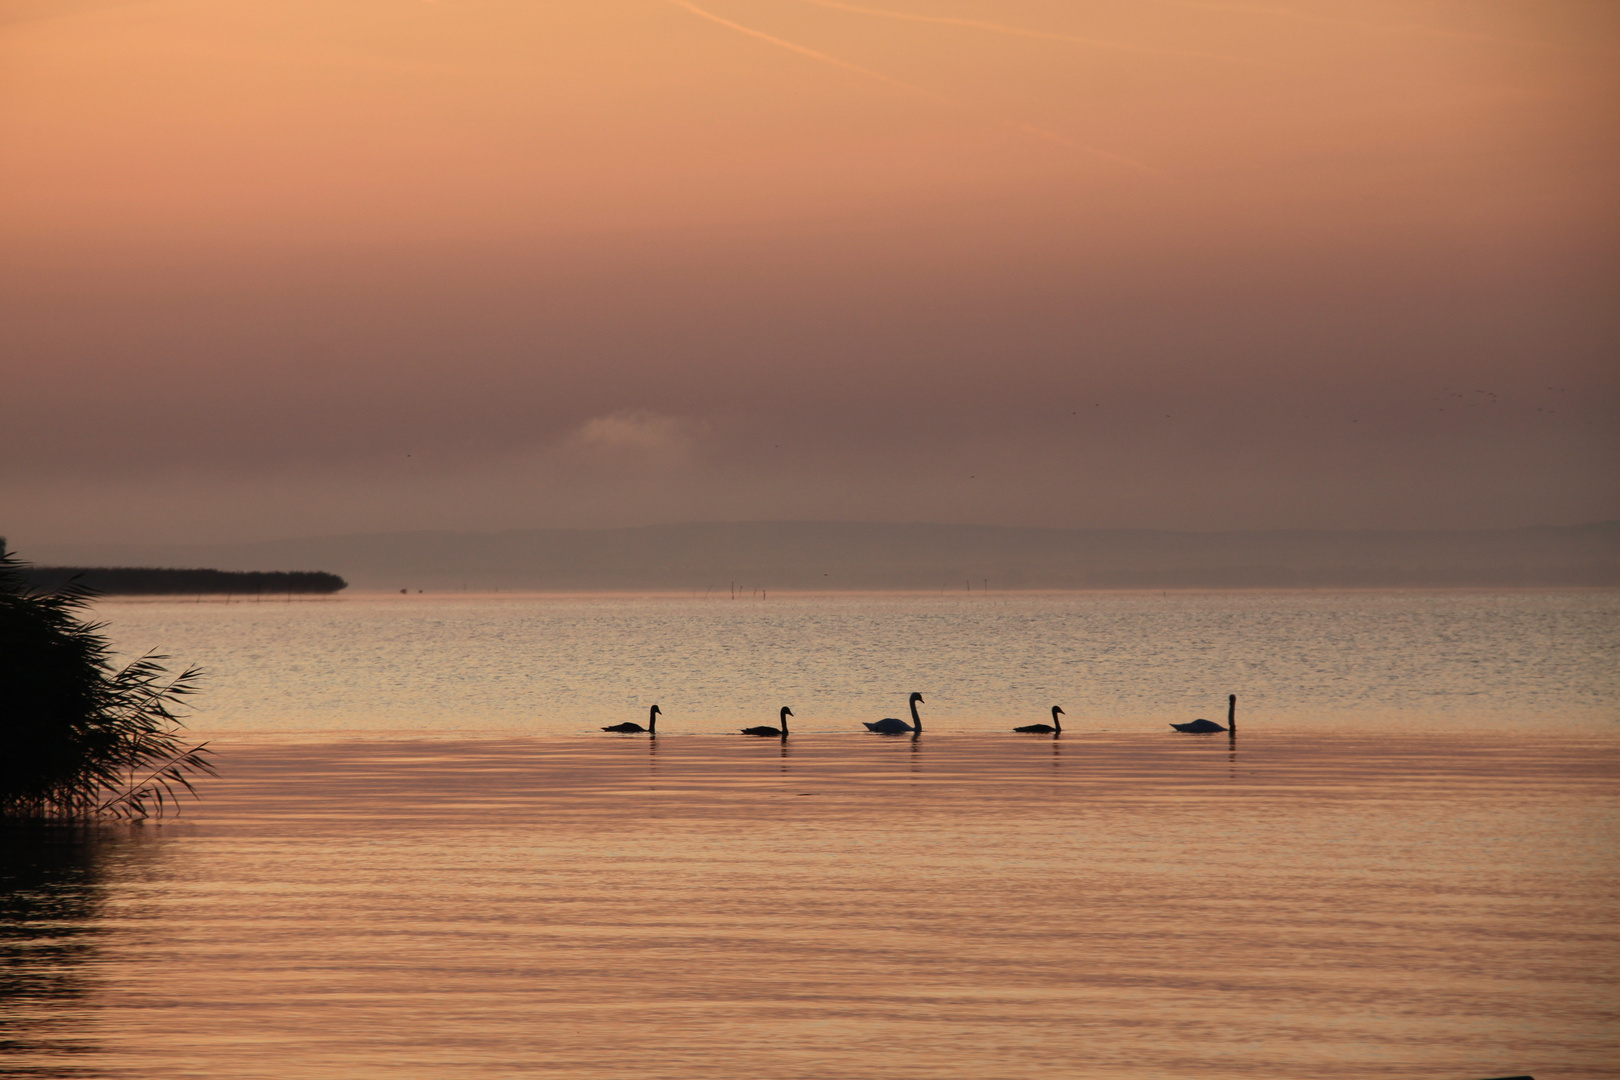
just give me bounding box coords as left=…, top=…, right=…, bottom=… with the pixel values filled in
left=22, top=521, right=1618, bottom=592
left=22, top=567, right=347, bottom=596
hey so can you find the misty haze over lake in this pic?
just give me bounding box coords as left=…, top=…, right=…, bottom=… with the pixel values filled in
left=30, top=520, right=1619, bottom=592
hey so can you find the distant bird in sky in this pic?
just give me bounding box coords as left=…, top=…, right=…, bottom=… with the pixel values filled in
left=743, top=706, right=792, bottom=737
left=866, top=692, right=923, bottom=734
left=604, top=704, right=660, bottom=734
left=1171, top=695, right=1235, bottom=733
left=1015, top=705, right=1064, bottom=734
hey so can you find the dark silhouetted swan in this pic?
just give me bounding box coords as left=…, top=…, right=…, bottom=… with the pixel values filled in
left=1015, top=705, right=1064, bottom=734
left=866, top=693, right=923, bottom=734
left=1171, top=695, right=1234, bottom=733
left=604, top=704, right=660, bottom=734
left=743, top=707, right=791, bottom=738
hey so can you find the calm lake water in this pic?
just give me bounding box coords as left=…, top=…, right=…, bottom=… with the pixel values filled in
left=83, top=591, right=1620, bottom=734
left=3, top=592, right=1617, bottom=1078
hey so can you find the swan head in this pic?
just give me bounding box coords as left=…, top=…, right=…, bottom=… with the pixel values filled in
left=651, top=704, right=662, bottom=715
left=1053, top=706, right=1065, bottom=715
left=781, top=707, right=793, bottom=717
left=910, top=692, right=924, bottom=703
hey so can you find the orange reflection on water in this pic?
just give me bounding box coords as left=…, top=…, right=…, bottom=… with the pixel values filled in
left=3, top=730, right=1616, bottom=1079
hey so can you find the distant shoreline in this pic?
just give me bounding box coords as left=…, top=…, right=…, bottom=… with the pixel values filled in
left=25, top=520, right=1618, bottom=592
left=82, top=584, right=1620, bottom=604
left=25, top=567, right=347, bottom=596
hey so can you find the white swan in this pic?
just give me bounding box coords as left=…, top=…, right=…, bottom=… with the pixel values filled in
left=604, top=704, right=660, bottom=734
left=1015, top=705, right=1063, bottom=734
left=1171, top=695, right=1234, bottom=733
left=743, top=707, right=791, bottom=738
left=866, top=692, right=923, bottom=734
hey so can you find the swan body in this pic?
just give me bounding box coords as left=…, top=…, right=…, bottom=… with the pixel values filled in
left=1015, top=705, right=1064, bottom=734
left=865, top=693, right=923, bottom=734
left=1171, top=695, right=1235, bottom=734
left=603, top=704, right=660, bottom=734
left=743, top=706, right=792, bottom=737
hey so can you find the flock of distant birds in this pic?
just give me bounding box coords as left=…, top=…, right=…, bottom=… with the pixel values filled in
left=602, top=693, right=1238, bottom=738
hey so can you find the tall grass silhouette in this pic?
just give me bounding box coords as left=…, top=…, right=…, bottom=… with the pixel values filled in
left=0, top=541, right=214, bottom=819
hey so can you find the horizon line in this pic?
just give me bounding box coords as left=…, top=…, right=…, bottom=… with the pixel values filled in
left=16, top=518, right=1619, bottom=550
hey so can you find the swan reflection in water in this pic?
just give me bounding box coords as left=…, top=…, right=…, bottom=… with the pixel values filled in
left=866, top=692, right=923, bottom=734
left=603, top=704, right=660, bottom=735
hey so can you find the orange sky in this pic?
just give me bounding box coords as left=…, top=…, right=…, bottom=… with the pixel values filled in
left=2, top=0, right=1616, bottom=543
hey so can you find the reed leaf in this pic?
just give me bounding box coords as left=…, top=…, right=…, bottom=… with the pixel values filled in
left=0, top=541, right=215, bottom=819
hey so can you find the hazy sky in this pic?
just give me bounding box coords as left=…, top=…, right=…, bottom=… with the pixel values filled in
left=2, top=0, right=1616, bottom=546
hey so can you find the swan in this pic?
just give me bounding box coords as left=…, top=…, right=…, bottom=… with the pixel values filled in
left=743, top=707, right=792, bottom=738
left=603, top=704, right=660, bottom=734
left=1171, top=695, right=1234, bottom=733
left=1015, top=705, right=1064, bottom=734
left=865, top=692, right=923, bottom=734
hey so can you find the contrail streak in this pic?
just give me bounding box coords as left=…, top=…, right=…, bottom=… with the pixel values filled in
left=789, top=0, right=1260, bottom=67
left=662, top=0, right=1155, bottom=172
left=665, top=0, right=952, bottom=102
left=1142, top=0, right=1611, bottom=56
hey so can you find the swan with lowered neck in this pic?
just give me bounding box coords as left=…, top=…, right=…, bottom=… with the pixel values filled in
left=1171, top=695, right=1235, bottom=733
left=742, top=707, right=792, bottom=738
left=865, top=692, right=923, bottom=734
left=1015, top=705, right=1064, bottom=734
left=603, top=704, right=660, bottom=734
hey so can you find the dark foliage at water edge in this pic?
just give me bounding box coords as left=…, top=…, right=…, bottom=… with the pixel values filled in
left=0, top=542, right=214, bottom=819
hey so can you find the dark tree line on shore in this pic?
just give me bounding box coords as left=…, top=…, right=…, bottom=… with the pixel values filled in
left=22, top=567, right=347, bottom=596
left=0, top=543, right=213, bottom=819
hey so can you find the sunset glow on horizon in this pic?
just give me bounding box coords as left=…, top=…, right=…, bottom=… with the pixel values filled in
left=2, top=0, right=1615, bottom=544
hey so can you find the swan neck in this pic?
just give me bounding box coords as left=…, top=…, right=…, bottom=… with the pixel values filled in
left=1228, top=694, right=1236, bottom=728
left=1052, top=707, right=1062, bottom=732
left=648, top=706, right=658, bottom=733
left=910, top=698, right=921, bottom=729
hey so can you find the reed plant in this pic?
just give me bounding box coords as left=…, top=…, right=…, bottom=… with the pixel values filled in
left=0, top=542, right=214, bottom=819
